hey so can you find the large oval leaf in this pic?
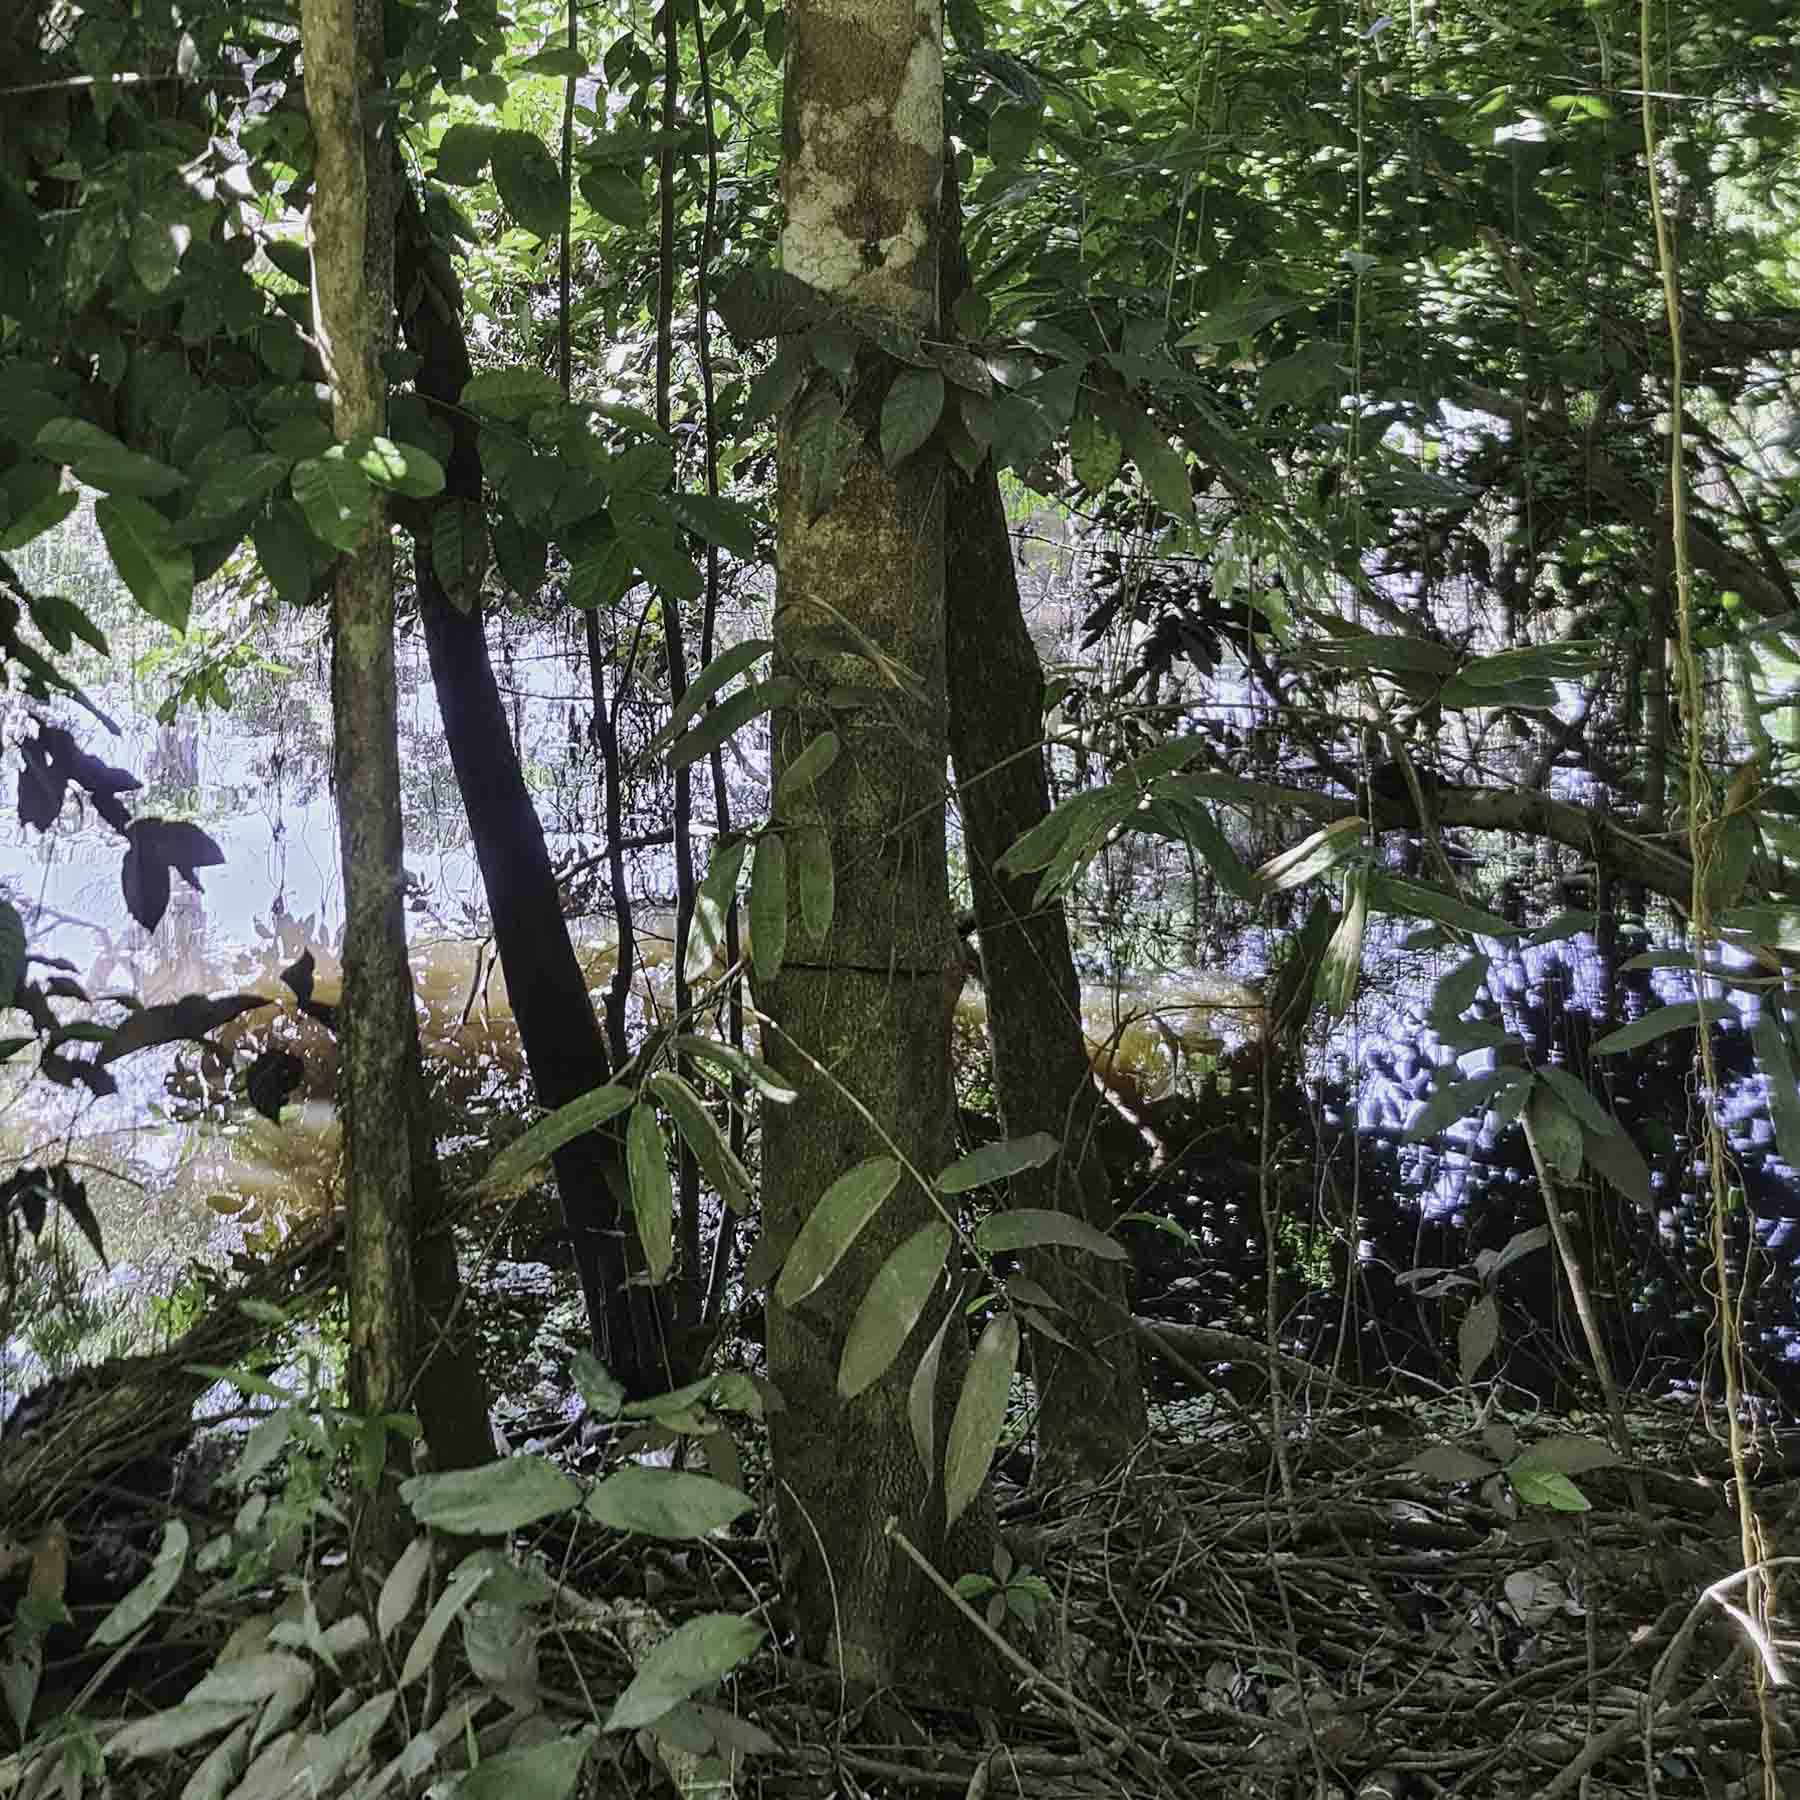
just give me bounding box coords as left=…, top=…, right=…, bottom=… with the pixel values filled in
left=943, top=1311, right=1020, bottom=1527
left=585, top=1467, right=753, bottom=1539
left=837, top=1221, right=952, bottom=1400
left=647, top=1071, right=752, bottom=1217
left=1593, top=1002, right=1705, bottom=1054
left=399, top=1456, right=582, bottom=1535
left=627, top=1102, right=674, bottom=1284
left=973, top=1208, right=1128, bottom=1262
left=749, top=830, right=787, bottom=985
left=793, top=827, right=834, bottom=944
left=935, top=1131, right=1060, bottom=1195
left=908, top=1308, right=954, bottom=1476
left=775, top=1156, right=903, bottom=1306
left=603, top=1614, right=763, bottom=1731
left=481, top=1083, right=635, bottom=1194
left=880, top=368, right=945, bottom=468
left=95, top=495, right=193, bottom=632
left=90, top=1520, right=189, bottom=1645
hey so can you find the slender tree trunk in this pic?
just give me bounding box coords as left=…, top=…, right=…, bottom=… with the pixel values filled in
left=939, top=162, right=1148, bottom=1486
left=392, top=180, right=666, bottom=1399
left=761, top=0, right=983, bottom=1687
left=302, top=0, right=492, bottom=1475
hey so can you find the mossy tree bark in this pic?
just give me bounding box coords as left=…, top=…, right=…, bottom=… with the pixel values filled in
left=761, top=0, right=980, bottom=1687
left=301, top=0, right=490, bottom=1472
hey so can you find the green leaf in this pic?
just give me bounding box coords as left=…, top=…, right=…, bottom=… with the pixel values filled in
left=254, top=499, right=318, bottom=604
left=189, top=454, right=289, bottom=525
left=808, top=326, right=859, bottom=382
left=838, top=1221, right=952, bottom=1399
left=974, top=1208, right=1128, bottom=1261
left=1367, top=875, right=1518, bottom=937
left=1319, top=868, right=1368, bottom=1017
left=657, top=638, right=774, bottom=748
left=566, top=537, right=636, bottom=610
left=669, top=1035, right=797, bottom=1103
left=793, top=827, right=834, bottom=944
left=670, top=492, right=759, bottom=560
left=668, top=677, right=801, bottom=774
left=1404, top=1067, right=1526, bottom=1142
left=107, top=1704, right=251, bottom=1761
left=1258, top=341, right=1348, bottom=411
left=515, top=45, right=590, bottom=76
left=434, top=122, right=497, bottom=185
left=987, top=103, right=1039, bottom=165
left=1459, top=1294, right=1499, bottom=1386
left=1580, top=1120, right=1654, bottom=1207
left=1534, top=1065, right=1617, bottom=1137
left=908, top=1309, right=953, bottom=1475
left=685, top=836, right=750, bottom=983
left=647, top=1071, right=752, bottom=1218
left=936, top=1132, right=1061, bottom=1195
left=618, top=511, right=702, bottom=600
left=400, top=1559, right=492, bottom=1686
left=1112, top=403, right=1193, bottom=523
left=96, top=495, right=193, bottom=631
left=129, top=211, right=193, bottom=294
left=880, top=368, right=946, bottom=469
left=789, top=386, right=862, bottom=523
left=1308, top=631, right=1458, bottom=678
left=1593, top=1003, right=1704, bottom=1054
left=457, top=1732, right=598, bottom=1800
left=352, top=436, right=446, bottom=499
left=432, top=497, right=488, bottom=610
left=292, top=454, right=375, bottom=553
left=1458, top=641, right=1606, bottom=686
left=481, top=1084, right=636, bottom=1193
left=749, top=831, right=788, bottom=985
left=586, top=1469, right=754, bottom=1541
left=492, top=510, right=549, bottom=597
left=1175, top=296, right=1307, bottom=346
left=0, top=486, right=79, bottom=552
left=604, top=1614, right=762, bottom=1731
left=943, top=1311, right=1019, bottom=1527
left=1409, top=1444, right=1501, bottom=1483
left=492, top=128, right=569, bottom=238
left=776, top=1157, right=903, bottom=1305
left=775, top=731, right=841, bottom=809
left=628, top=1102, right=674, bottom=1284
left=1510, top=1468, right=1590, bottom=1512
left=578, top=165, right=649, bottom=230
left=36, top=418, right=186, bottom=498
left=461, top=368, right=563, bottom=421
left=399, top=1456, right=582, bottom=1534
left=1428, top=954, right=1489, bottom=1035
left=377, top=1538, right=431, bottom=1643
left=1069, top=405, right=1122, bottom=493
left=90, top=1521, right=188, bottom=1645
left=1510, top=1434, right=1618, bottom=1477
left=1526, top=1082, right=1583, bottom=1182
left=1257, top=818, right=1367, bottom=892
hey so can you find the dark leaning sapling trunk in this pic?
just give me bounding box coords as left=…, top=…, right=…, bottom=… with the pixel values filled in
left=939, top=159, right=1149, bottom=1486
left=392, top=177, right=667, bottom=1399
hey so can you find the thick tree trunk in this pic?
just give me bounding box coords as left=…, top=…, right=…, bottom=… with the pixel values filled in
left=301, top=0, right=421, bottom=1461
left=393, top=181, right=666, bottom=1399
left=761, top=0, right=985, bottom=1687
left=939, top=168, right=1148, bottom=1486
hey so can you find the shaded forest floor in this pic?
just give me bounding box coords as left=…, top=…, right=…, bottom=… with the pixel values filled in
left=6, top=1357, right=1800, bottom=1800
